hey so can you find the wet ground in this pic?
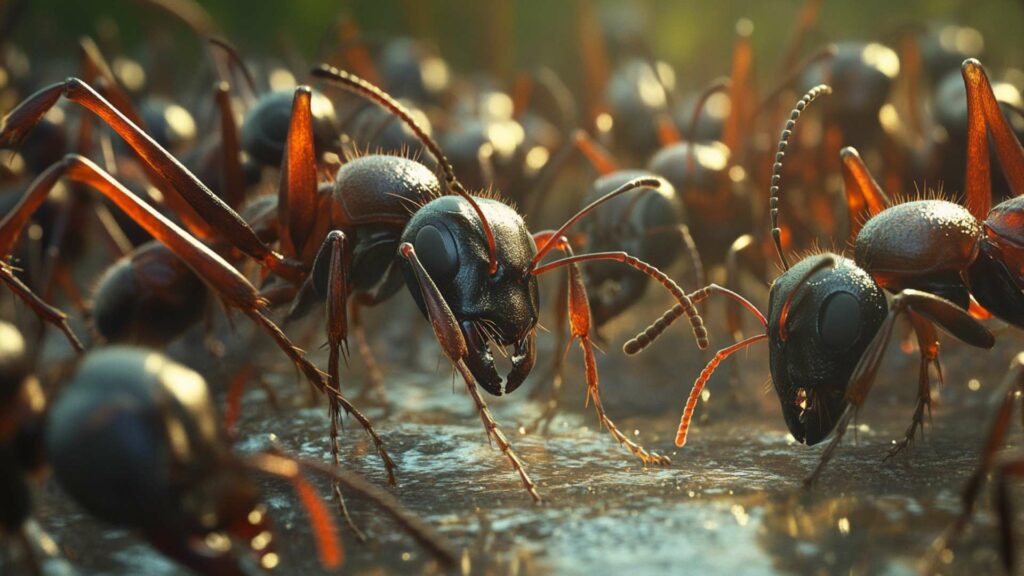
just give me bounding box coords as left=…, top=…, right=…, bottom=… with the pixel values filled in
left=6, top=294, right=1024, bottom=576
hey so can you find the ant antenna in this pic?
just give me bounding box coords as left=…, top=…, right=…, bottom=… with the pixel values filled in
left=770, top=84, right=831, bottom=270
left=532, top=177, right=660, bottom=268
left=208, top=36, right=260, bottom=97
left=683, top=78, right=731, bottom=188
left=312, top=64, right=500, bottom=276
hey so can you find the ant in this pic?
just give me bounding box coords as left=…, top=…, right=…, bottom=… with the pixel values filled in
left=0, top=62, right=705, bottom=504
left=0, top=78, right=393, bottom=506
left=309, top=64, right=711, bottom=500
left=625, top=72, right=1008, bottom=483
left=36, top=345, right=455, bottom=575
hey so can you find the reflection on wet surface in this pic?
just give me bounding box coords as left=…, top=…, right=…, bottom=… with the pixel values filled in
left=10, top=300, right=1024, bottom=575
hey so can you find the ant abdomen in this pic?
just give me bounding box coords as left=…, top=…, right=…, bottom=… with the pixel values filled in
left=92, top=243, right=207, bottom=346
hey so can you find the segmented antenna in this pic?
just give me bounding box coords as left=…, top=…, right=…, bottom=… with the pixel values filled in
left=770, top=84, right=831, bottom=270
left=312, top=64, right=499, bottom=276
left=532, top=177, right=659, bottom=268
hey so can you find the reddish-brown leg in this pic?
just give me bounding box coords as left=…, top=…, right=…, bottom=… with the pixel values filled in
left=840, top=146, right=891, bottom=239
left=962, top=59, right=1024, bottom=218
left=1, top=156, right=394, bottom=479
left=312, top=230, right=397, bottom=487
left=249, top=452, right=458, bottom=567
left=723, top=18, right=753, bottom=155
left=0, top=262, right=84, bottom=353
left=572, top=129, right=618, bottom=176
left=214, top=81, right=245, bottom=210
left=883, top=313, right=941, bottom=461
left=400, top=243, right=541, bottom=502
left=351, top=299, right=386, bottom=402
left=0, top=78, right=302, bottom=280
left=925, top=354, right=1024, bottom=573
left=576, top=0, right=610, bottom=127
left=278, top=86, right=319, bottom=262
left=78, top=36, right=146, bottom=128
left=533, top=234, right=672, bottom=465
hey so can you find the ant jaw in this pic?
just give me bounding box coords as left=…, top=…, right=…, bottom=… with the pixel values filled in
left=795, top=387, right=810, bottom=423
left=461, top=321, right=536, bottom=396
left=781, top=384, right=847, bottom=446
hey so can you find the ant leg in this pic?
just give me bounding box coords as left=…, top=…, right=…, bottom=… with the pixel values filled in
left=992, top=453, right=1024, bottom=572
left=213, top=82, right=245, bottom=210
left=78, top=36, right=145, bottom=128
left=312, top=231, right=398, bottom=487
left=962, top=59, right=1024, bottom=217
left=1, top=156, right=395, bottom=476
left=351, top=299, right=386, bottom=403
left=924, top=354, right=1024, bottom=572
left=0, top=262, right=84, bottom=353
left=277, top=86, right=320, bottom=261
left=249, top=452, right=458, bottom=568
left=526, top=267, right=567, bottom=434
left=723, top=234, right=764, bottom=342
left=572, top=129, right=618, bottom=176
left=840, top=147, right=890, bottom=239
left=884, top=313, right=940, bottom=460
left=723, top=17, right=753, bottom=153
left=805, top=290, right=994, bottom=487
left=545, top=237, right=670, bottom=465
left=400, top=243, right=541, bottom=502
left=0, top=78, right=302, bottom=280
left=576, top=0, right=611, bottom=126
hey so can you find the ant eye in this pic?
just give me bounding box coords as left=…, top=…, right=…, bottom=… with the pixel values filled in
left=415, top=224, right=459, bottom=279
left=818, top=291, right=861, bottom=350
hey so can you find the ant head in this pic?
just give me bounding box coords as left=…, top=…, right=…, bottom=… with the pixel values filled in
left=240, top=88, right=339, bottom=168
left=314, top=65, right=529, bottom=394
left=401, top=195, right=539, bottom=396
left=378, top=37, right=451, bottom=105
left=580, top=170, right=678, bottom=285
left=605, top=58, right=675, bottom=160
left=137, top=97, right=197, bottom=154
left=801, top=42, right=898, bottom=139
left=767, top=254, right=887, bottom=445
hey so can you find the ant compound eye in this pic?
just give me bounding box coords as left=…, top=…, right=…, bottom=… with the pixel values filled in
left=817, top=291, right=861, bottom=350
left=415, top=223, right=459, bottom=280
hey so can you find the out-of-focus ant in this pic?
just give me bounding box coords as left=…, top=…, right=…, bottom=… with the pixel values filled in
left=0, top=338, right=455, bottom=575
left=626, top=72, right=1014, bottom=481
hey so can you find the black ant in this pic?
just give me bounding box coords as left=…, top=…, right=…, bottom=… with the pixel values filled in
left=624, top=77, right=1002, bottom=483
left=24, top=343, right=454, bottom=575
left=309, top=64, right=714, bottom=500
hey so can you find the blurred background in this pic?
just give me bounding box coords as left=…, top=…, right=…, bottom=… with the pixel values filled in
left=10, top=0, right=1024, bottom=96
